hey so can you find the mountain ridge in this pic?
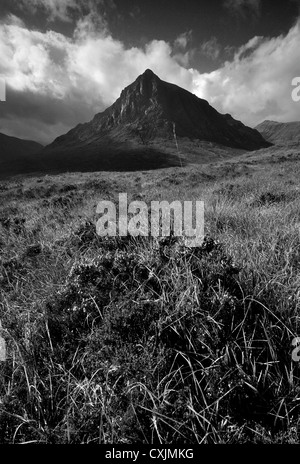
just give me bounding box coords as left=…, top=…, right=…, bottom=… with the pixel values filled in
left=0, top=132, right=43, bottom=155
left=255, top=120, right=300, bottom=146
left=0, top=132, right=43, bottom=177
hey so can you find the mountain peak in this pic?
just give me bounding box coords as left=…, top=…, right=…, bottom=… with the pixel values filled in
left=141, top=68, right=157, bottom=78
left=138, top=69, right=160, bottom=85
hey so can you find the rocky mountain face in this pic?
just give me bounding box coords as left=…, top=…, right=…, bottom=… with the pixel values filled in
left=255, top=120, right=300, bottom=146
left=47, top=69, right=270, bottom=153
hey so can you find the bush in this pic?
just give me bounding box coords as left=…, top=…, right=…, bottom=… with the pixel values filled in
left=1, top=235, right=300, bottom=443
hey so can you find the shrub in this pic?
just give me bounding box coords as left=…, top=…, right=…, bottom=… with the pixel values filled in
left=1, top=235, right=300, bottom=443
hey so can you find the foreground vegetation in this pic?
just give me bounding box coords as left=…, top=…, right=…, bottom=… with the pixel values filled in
left=0, top=147, right=300, bottom=443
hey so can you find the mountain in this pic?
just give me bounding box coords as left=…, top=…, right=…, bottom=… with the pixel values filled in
left=255, top=120, right=300, bottom=146
left=1, top=70, right=271, bottom=177
left=48, top=69, right=269, bottom=152
left=0, top=133, right=43, bottom=177
left=36, top=69, right=270, bottom=173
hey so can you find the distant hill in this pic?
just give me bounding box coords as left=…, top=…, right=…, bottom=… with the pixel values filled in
left=0, top=132, right=43, bottom=177
left=255, top=120, right=300, bottom=146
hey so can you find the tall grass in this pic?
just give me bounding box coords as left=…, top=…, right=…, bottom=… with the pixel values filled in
left=0, top=155, right=300, bottom=443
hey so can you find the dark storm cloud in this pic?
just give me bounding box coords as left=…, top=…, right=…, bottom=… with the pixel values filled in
left=223, top=0, right=262, bottom=19
left=9, top=0, right=116, bottom=22
left=0, top=86, right=104, bottom=144
left=200, top=37, right=222, bottom=60
left=0, top=80, right=99, bottom=144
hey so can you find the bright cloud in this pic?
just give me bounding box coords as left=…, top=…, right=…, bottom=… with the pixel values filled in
left=192, top=20, right=300, bottom=126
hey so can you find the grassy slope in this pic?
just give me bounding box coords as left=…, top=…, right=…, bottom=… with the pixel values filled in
left=255, top=120, right=300, bottom=146
left=0, top=145, right=300, bottom=443
left=0, top=137, right=249, bottom=179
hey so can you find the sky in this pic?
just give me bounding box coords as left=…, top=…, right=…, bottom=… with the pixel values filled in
left=0, top=0, right=300, bottom=145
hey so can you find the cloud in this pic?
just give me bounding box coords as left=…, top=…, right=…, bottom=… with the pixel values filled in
left=173, top=31, right=194, bottom=67
left=0, top=12, right=299, bottom=144
left=192, top=20, right=300, bottom=126
left=200, top=37, right=222, bottom=60
left=174, top=31, right=193, bottom=50
left=129, top=5, right=142, bottom=21
left=224, top=0, right=262, bottom=19
left=15, top=0, right=81, bottom=22
left=12, top=0, right=116, bottom=23
left=0, top=14, right=194, bottom=143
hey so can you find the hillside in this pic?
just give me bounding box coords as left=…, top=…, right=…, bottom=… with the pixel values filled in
left=0, top=132, right=43, bottom=177
left=255, top=120, right=300, bottom=146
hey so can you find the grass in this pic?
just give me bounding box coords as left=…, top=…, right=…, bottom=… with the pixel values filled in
left=0, top=147, right=300, bottom=443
